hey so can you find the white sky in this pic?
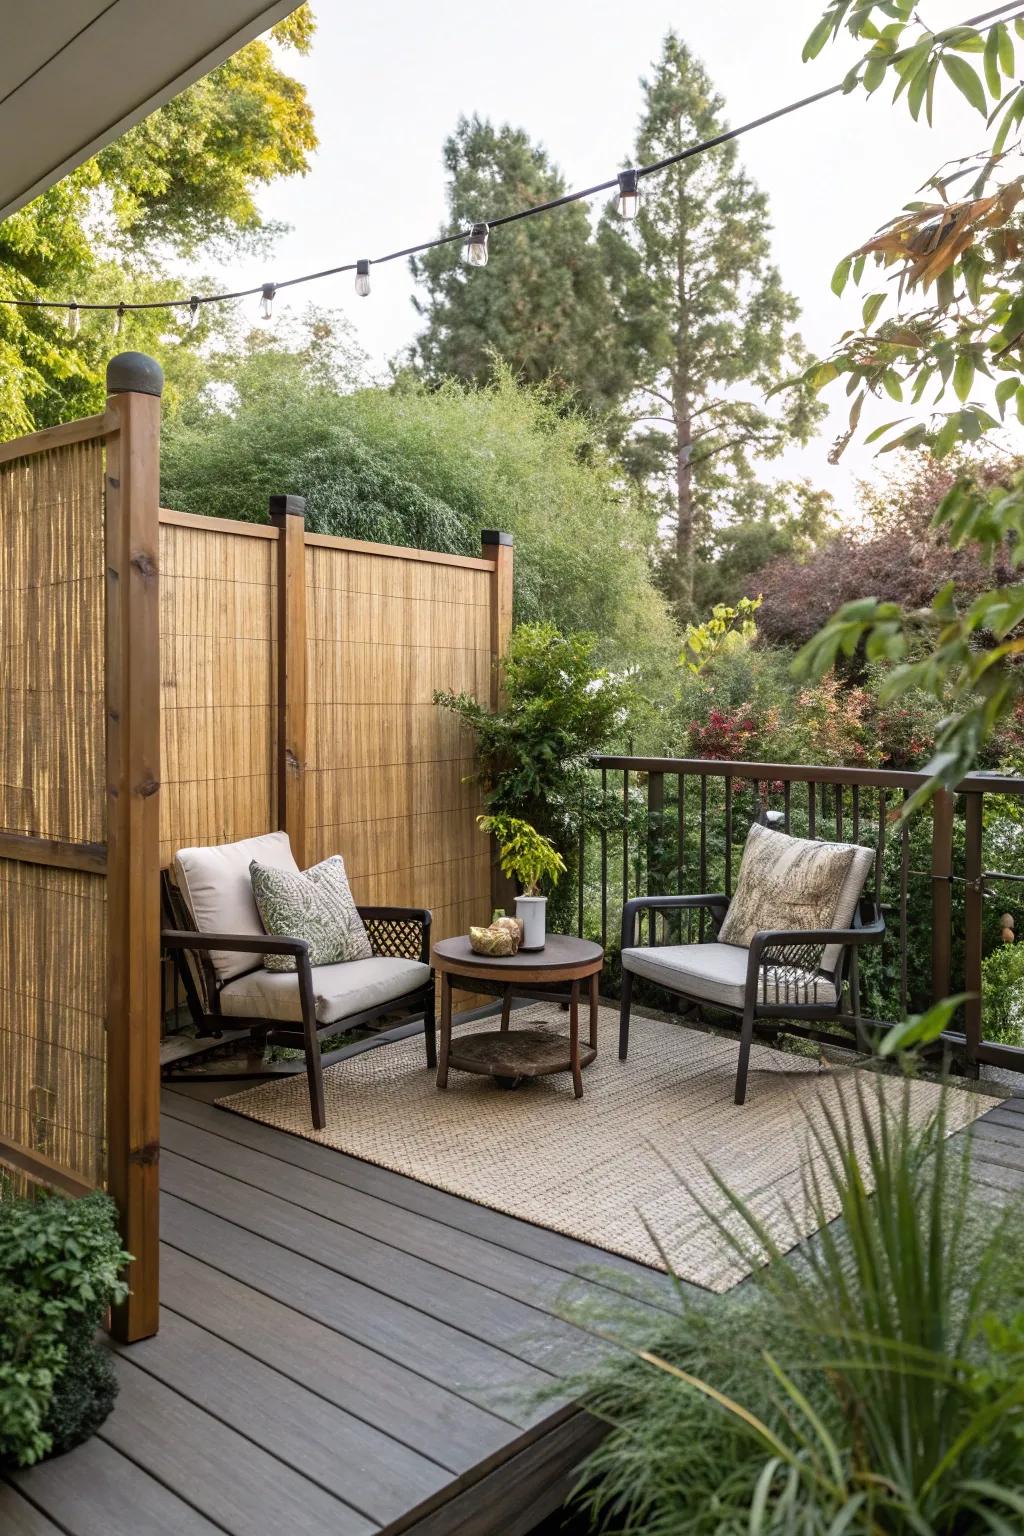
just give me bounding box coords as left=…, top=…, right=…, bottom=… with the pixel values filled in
left=203, top=0, right=1008, bottom=511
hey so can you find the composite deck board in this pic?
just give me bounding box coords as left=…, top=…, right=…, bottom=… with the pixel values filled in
left=162, top=1082, right=674, bottom=1303
left=0, top=1484, right=65, bottom=1536
left=160, top=1112, right=670, bottom=1329
left=11, top=1082, right=1023, bottom=1536
left=10, top=1435, right=228, bottom=1536
left=160, top=1148, right=614, bottom=1382
left=99, top=1358, right=375, bottom=1536
left=112, top=1309, right=450, bottom=1526
left=158, top=1245, right=515, bottom=1471
left=161, top=1183, right=560, bottom=1421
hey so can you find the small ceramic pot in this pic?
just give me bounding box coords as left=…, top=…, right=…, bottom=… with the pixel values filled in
left=515, top=894, right=547, bottom=950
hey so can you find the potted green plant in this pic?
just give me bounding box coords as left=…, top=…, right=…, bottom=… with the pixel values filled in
left=478, top=815, right=566, bottom=950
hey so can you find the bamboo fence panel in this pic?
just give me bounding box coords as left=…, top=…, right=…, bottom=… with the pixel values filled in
left=0, top=439, right=107, bottom=1188
left=304, top=543, right=492, bottom=950
left=158, top=516, right=278, bottom=865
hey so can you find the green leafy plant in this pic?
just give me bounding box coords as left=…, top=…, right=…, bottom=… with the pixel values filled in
left=575, top=1079, right=1024, bottom=1533
left=680, top=596, right=762, bottom=675
left=0, top=1191, right=130, bottom=1468
left=981, top=940, right=1024, bottom=1045
left=477, top=815, right=566, bottom=896
left=787, top=4, right=1024, bottom=810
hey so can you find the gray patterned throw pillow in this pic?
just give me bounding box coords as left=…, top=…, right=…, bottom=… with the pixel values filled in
left=718, top=823, right=866, bottom=954
left=249, top=855, right=372, bottom=972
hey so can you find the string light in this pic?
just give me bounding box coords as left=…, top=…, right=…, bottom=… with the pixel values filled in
left=189, top=296, right=200, bottom=329
left=617, top=169, right=640, bottom=219
left=113, top=301, right=126, bottom=337
left=355, top=259, right=371, bottom=297
left=465, top=223, right=489, bottom=268
left=3, top=3, right=1019, bottom=324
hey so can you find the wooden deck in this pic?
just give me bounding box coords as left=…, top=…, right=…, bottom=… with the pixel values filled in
left=2, top=1077, right=680, bottom=1536
left=4, top=1074, right=1024, bottom=1536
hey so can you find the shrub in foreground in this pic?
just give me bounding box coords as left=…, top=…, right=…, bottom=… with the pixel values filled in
left=573, top=1080, right=1024, bottom=1534
left=0, top=1191, right=130, bottom=1467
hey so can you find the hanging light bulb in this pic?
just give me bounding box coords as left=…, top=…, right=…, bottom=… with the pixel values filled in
left=66, top=300, right=80, bottom=337
left=354, top=259, right=371, bottom=297
left=464, top=223, right=489, bottom=267
left=617, top=169, right=640, bottom=219
left=259, top=283, right=275, bottom=321
left=189, top=296, right=201, bottom=330
left=113, top=302, right=126, bottom=338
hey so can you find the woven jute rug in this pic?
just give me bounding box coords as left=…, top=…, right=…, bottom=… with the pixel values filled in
left=218, top=1004, right=988, bottom=1292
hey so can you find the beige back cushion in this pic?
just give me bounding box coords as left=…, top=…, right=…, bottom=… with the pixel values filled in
left=174, top=831, right=299, bottom=984
left=719, top=822, right=875, bottom=973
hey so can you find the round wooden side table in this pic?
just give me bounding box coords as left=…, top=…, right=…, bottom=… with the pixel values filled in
left=430, top=934, right=604, bottom=1099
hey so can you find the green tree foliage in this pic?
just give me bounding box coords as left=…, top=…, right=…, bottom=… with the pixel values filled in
left=408, top=116, right=629, bottom=415
left=598, top=34, right=823, bottom=618
left=0, top=9, right=316, bottom=435
left=793, top=3, right=1024, bottom=806
left=693, top=480, right=836, bottom=612
left=161, top=322, right=680, bottom=679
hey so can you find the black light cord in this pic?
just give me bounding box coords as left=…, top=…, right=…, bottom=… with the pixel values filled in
left=3, top=0, right=1022, bottom=317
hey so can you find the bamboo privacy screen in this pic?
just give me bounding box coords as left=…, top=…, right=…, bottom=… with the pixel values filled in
left=0, top=439, right=107, bottom=1190
left=0, top=355, right=163, bottom=1343
left=157, top=511, right=510, bottom=959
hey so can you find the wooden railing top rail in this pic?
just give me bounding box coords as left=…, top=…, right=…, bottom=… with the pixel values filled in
left=0, top=409, right=118, bottom=468
left=592, top=754, right=1024, bottom=798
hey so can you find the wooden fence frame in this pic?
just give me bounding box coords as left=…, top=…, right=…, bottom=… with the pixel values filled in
left=1, top=356, right=516, bottom=1342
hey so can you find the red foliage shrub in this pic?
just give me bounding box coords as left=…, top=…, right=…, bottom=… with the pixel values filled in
left=751, top=452, right=1020, bottom=648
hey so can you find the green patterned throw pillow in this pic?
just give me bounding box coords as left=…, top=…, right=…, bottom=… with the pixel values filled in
left=249, top=855, right=372, bottom=972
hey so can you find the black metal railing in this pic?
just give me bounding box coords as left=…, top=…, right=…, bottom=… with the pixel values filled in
left=577, top=755, right=1024, bottom=1072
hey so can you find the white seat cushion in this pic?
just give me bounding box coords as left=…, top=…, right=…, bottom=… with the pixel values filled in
left=621, top=943, right=837, bottom=1011
left=218, top=956, right=431, bottom=1025
left=174, top=831, right=299, bottom=984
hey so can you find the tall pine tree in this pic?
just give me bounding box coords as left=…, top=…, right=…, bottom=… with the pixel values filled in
left=410, top=116, right=630, bottom=415
left=600, top=34, right=822, bottom=619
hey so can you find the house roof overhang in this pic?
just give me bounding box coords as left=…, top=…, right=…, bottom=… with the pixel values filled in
left=0, top=1, right=302, bottom=223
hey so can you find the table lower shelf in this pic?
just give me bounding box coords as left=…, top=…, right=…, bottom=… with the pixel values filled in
left=446, top=1024, right=597, bottom=1080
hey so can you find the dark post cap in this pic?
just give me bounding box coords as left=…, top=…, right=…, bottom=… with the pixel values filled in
left=106, top=352, right=164, bottom=397
left=268, top=494, right=307, bottom=520
left=481, top=529, right=513, bottom=546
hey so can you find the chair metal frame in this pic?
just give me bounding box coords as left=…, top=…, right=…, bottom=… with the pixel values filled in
left=161, top=870, right=434, bottom=1128
left=618, top=892, right=885, bottom=1104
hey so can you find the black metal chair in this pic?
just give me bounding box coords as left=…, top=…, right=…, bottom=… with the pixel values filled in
left=162, top=869, right=434, bottom=1129
left=618, top=892, right=885, bottom=1105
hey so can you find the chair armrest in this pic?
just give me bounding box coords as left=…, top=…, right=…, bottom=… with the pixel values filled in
left=161, top=929, right=311, bottom=958
left=161, top=929, right=317, bottom=1024
left=621, top=894, right=728, bottom=951
left=745, top=917, right=885, bottom=993
left=357, top=907, right=432, bottom=965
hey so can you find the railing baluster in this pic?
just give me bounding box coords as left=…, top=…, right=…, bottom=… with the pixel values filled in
left=783, top=778, right=791, bottom=833
left=963, top=791, right=984, bottom=1062
left=622, top=767, right=630, bottom=921
left=600, top=766, right=608, bottom=952
left=677, top=772, right=686, bottom=943
left=852, top=784, right=860, bottom=843
left=724, top=776, right=733, bottom=899
left=876, top=789, right=887, bottom=904
left=808, top=779, right=816, bottom=838
left=835, top=782, right=843, bottom=842
left=647, top=772, right=664, bottom=944
left=577, top=792, right=585, bottom=939
left=699, top=775, right=708, bottom=940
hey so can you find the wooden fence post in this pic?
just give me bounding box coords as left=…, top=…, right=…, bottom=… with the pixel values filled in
left=931, top=787, right=955, bottom=1007
left=269, top=495, right=307, bottom=866
left=481, top=531, right=514, bottom=915
left=963, top=790, right=984, bottom=1063
left=482, top=530, right=513, bottom=709
left=104, top=353, right=163, bottom=1343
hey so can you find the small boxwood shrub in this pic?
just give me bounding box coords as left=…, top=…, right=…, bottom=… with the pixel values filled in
left=0, top=1190, right=130, bottom=1467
